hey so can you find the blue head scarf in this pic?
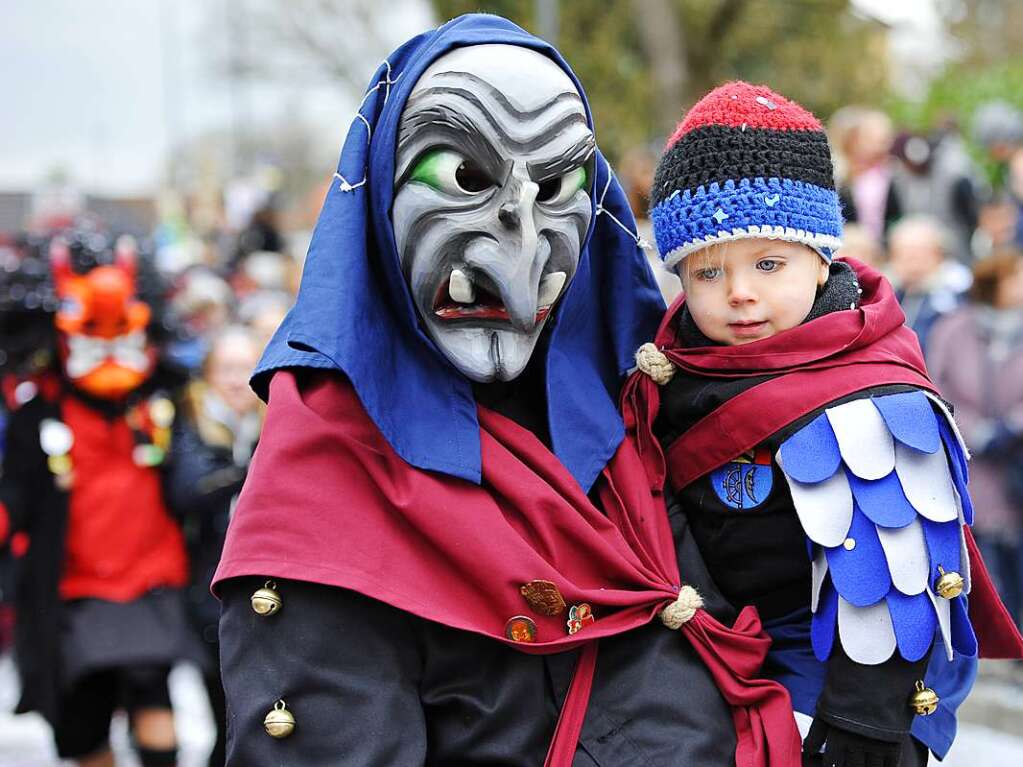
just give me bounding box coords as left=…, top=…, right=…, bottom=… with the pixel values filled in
left=254, top=13, right=664, bottom=490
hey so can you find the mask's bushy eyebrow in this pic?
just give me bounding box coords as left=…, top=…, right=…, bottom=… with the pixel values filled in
left=397, top=105, right=504, bottom=183
left=529, top=135, right=595, bottom=181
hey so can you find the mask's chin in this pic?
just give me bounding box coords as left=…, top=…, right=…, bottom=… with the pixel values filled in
left=422, top=322, right=542, bottom=383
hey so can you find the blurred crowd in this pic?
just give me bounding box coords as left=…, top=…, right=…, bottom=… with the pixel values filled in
left=3, top=96, right=1023, bottom=764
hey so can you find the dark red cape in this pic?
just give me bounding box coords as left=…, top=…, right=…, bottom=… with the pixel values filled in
left=215, top=370, right=802, bottom=766
left=619, top=258, right=1023, bottom=660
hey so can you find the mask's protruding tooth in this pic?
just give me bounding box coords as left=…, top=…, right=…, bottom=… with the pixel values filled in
left=538, top=271, right=567, bottom=306
left=449, top=269, right=476, bottom=304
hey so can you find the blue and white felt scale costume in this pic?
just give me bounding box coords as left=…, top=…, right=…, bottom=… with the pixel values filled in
left=778, top=390, right=977, bottom=755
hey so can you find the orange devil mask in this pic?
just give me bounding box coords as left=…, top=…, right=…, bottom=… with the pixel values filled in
left=51, top=237, right=156, bottom=399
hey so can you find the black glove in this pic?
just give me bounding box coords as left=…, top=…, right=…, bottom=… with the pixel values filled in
left=803, top=719, right=904, bottom=767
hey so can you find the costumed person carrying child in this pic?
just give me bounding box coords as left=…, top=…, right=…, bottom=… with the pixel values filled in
left=624, top=82, right=1023, bottom=766
left=213, top=15, right=813, bottom=767
left=0, top=230, right=194, bottom=767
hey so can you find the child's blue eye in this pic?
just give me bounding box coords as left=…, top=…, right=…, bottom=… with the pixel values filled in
left=756, top=259, right=782, bottom=272
left=695, top=267, right=721, bottom=281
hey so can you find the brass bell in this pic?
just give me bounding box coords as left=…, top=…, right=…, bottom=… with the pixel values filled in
left=251, top=581, right=282, bottom=616
left=263, top=699, right=295, bottom=738
left=909, top=681, right=939, bottom=716
left=935, top=566, right=964, bottom=600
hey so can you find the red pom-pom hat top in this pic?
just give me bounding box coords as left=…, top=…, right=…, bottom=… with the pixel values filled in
left=667, top=81, right=823, bottom=148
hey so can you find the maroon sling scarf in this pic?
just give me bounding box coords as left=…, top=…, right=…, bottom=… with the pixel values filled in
left=214, top=369, right=802, bottom=767
left=619, top=258, right=1023, bottom=660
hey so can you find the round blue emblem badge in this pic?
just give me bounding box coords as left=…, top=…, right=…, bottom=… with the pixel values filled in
left=710, top=447, right=774, bottom=510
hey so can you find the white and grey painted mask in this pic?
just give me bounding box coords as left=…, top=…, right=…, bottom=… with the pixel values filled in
left=393, top=44, right=595, bottom=382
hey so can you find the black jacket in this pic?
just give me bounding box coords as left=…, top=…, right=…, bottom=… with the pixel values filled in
left=218, top=504, right=741, bottom=766
left=0, top=390, right=67, bottom=723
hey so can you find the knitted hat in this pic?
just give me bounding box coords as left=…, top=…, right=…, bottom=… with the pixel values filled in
left=650, top=81, right=842, bottom=269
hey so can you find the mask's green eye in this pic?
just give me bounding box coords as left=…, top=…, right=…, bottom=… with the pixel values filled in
left=408, top=149, right=492, bottom=195
left=536, top=165, right=588, bottom=206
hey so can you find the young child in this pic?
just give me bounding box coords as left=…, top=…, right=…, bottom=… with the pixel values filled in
left=628, top=82, right=1023, bottom=766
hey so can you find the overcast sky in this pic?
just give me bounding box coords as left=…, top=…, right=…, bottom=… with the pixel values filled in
left=1, top=0, right=943, bottom=197
left=1, top=0, right=435, bottom=195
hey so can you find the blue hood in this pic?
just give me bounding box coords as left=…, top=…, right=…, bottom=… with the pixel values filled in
left=254, top=13, right=664, bottom=490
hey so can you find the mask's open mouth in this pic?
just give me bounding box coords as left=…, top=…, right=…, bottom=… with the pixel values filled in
left=432, top=269, right=566, bottom=324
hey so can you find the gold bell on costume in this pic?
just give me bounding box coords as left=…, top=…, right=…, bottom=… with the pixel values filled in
left=935, top=566, right=964, bottom=600
left=910, top=681, right=939, bottom=716
left=264, top=699, right=296, bottom=738
left=251, top=581, right=282, bottom=616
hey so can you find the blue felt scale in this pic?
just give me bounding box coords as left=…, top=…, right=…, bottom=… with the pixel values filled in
left=824, top=504, right=891, bottom=607
left=777, top=390, right=976, bottom=665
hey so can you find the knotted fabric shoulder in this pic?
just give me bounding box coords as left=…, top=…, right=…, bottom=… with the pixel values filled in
left=215, top=369, right=801, bottom=767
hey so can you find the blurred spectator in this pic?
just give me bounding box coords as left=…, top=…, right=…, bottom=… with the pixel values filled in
left=886, top=215, right=970, bottom=352
left=234, top=204, right=284, bottom=267
left=973, top=100, right=1023, bottom=189
left=230, top=249, right=296, bottom=300
left=836, top=223, right=883, bottom=269
left=1011, top=147, right=1023, bottom=250
left=836, top=109, right=898, bottom=244
left=238, top=290, right=291, bottom=353
left=167, top=325, right=263, bottom=767
left=889, top=128, right=980, bottom=262
left=166, top=267, right=235, bottom=373
left=976, top=200, right=1021, bottom=260
left=928, top=249, right=1023, bottom=627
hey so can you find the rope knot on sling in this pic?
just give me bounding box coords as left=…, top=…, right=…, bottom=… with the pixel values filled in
left=635, top=342, right=675, bottom=385
left=659, top=584, right=703, bottom=629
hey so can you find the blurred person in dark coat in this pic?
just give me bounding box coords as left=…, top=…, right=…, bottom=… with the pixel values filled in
left=167, top=326, right=262, bottom=767
left=887, top=216, right=971, bottom=353
left=889, top=129, right=980, bottom=263
left=928, top=250, right=1023, bottom=627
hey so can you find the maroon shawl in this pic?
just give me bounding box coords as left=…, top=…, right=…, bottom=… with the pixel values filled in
left=620, top=258, right=1023, bottom=660
left=215, top=369, right=802, bottom=766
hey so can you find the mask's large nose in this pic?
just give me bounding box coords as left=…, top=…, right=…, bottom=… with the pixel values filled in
left=467, top=167, right=547, bottom=332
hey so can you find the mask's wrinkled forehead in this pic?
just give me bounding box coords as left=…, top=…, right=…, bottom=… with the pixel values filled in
left=396, top=44, right=594, bottom=183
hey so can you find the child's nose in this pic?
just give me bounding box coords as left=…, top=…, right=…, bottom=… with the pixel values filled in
left=727, top=274, right=757, bottom=305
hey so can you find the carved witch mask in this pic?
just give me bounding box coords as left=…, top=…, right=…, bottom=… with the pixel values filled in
left=392, top=44, right=595, bottom=382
